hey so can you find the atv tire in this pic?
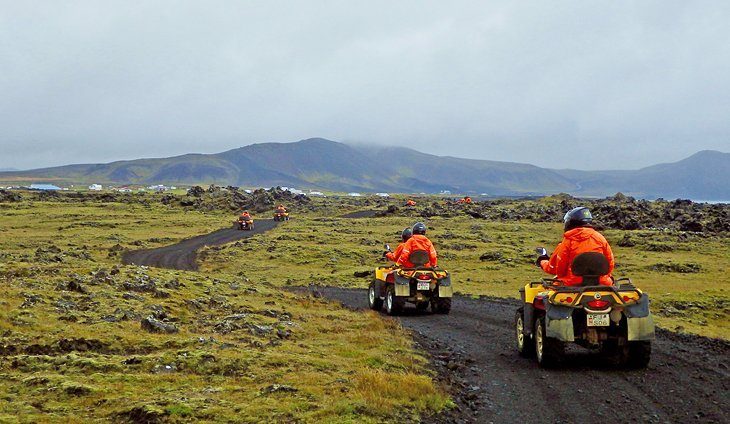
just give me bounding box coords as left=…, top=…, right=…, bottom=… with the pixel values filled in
left=385, top=286, right=404, bottom=316
left=416, top=301, right=430, bottom=312
left=432, top=297, right=451, bottom=314
left=515, top=308, right=535, bottom=357
left=368, top=281, right=383, bottom=311
left=626, top=341, right=651, bottom=368
left=535, top=316, right=563, bottom=368
left=600, top=339, right=625, bottom=366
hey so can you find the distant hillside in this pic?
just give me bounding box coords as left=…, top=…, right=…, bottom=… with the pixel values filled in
left=0, top=139, right=727, bottom=199
left=553, top=150, right=730, bottom=200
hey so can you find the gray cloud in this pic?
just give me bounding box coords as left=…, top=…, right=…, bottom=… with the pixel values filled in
left=1, top=0, right=728, bottom=170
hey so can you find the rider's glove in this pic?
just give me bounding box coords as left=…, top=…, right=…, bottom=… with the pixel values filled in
left=535, top=255, right=549, bottom=268
left=382, top=251, right=389, bottom=258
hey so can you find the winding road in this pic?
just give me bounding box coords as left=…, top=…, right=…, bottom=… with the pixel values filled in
left=121, top=216, right=728, bottom=423
left=122, top=219, right=278, bottom=270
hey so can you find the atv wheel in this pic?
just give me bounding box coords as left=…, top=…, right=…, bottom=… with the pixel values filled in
left=626, top=341, right=651, bottom=368
left=535, top=316, right=563, bottom=368
left=600, top=339, right=625, bottom=366
left=431, top=297, right=451, bottom=314
left=515, top=308, right=534, bottom=357
left=368, top=281, right=383, bottom=311
left=416, top=301, right=429, bottom=312
left=385, top=286, right=404, bottom=316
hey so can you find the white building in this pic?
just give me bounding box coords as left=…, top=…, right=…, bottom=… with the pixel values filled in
left=348, top=192, right=362, bottom=197
left=375, top=192, right=390, bottom=197
left=89, top=184, right=102, bottom=191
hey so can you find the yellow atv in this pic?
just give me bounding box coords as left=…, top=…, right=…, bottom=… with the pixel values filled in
left=236, top=216, right=254, bottom=230
left=273, top=211, right=289, bottom=221
left=516, top=249, right=654, bottom=368
left=368, top=244, right=453, bottom=315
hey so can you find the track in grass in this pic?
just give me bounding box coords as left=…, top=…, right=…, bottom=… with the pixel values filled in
left=121, top=221, right=728, bottom=423
left=311, top=286, right=729, bottom=424
left=122, top=219, right=279, bottom=270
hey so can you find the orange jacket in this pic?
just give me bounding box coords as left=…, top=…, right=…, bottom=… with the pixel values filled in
left=386, top=242, right=405, bottom=262
left=540, top=227, right=614, bottom=286
left=240, top=213, right=251, bottom=219
left=397, top=234, right=438, bottom=268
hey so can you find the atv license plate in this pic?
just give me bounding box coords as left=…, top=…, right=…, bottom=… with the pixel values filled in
left=587, top=313, right=610, bottom=327
left=417, top=281, right=430, bottom=291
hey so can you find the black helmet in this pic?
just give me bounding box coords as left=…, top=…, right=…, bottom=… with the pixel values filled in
left=401, top=228, right=413, bottom=242
left=413, top=222, right=427, bottom=235
left=563, top=207, right=593, bottom=231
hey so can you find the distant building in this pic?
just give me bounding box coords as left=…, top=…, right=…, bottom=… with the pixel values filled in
left=375, top=192, right=390, bottom=197
left=348, top=192, right=362, bottom=197
left=89, top=184, right=102, bottom=191
left=29, top=183, right=61, bottom=191
left=309, top=191, right=325, bottom=197
left=147, top=185, right=168, bottom=192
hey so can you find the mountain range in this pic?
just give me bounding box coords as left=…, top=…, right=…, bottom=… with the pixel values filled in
left=1, top=138, right=728, bottom=200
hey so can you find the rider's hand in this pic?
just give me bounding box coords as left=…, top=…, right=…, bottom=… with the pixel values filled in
left=535, top=255, right=549, bottom=268
left=382, top=251, right=389, bottom=258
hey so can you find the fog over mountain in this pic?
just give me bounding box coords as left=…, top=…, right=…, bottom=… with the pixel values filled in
left=1, top=2, right=729, bottom=170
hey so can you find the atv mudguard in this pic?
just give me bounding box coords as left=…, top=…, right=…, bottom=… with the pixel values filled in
left=394, top=274, right=410, bottom=297
left=625, top=294, right=655, bottom=341
left=438, top=274, right=453, bottom=298
left=545, top=302, right=575, bottom=342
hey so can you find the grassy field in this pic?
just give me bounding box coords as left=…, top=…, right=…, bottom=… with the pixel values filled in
left=0, top=200, right=448, bottom=422
left=201, top=209, right=730, bottom=339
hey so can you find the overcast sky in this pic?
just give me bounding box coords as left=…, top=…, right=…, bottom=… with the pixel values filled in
left=1, top=1, right=728, bottom=170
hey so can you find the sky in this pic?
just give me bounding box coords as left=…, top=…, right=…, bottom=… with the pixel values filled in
left=1, top=1, right=729, bottom=170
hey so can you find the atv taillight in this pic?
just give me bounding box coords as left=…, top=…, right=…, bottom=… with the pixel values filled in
left=622, top=295, right=631, bottom=302
left=417, top=274, right=431, bottom=281
left=587, top=300, right=610, bottom=309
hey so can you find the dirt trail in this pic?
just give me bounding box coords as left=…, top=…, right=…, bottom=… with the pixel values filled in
left=121, top=222, right=728, bottom=423
left=312, top=287, right=729, bottom=424
left=122, top=219, right=278, bottom=270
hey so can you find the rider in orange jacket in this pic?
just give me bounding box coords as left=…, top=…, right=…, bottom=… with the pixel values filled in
left=397, top=222, right=438, bottom=268
left=385, top=228, right=413, bottom=262
left=537, top=207, right=615, bottom=286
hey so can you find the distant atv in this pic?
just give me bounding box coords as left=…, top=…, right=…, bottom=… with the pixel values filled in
left=516, top=248, right=655, bottom=368
left=236, top=217, right=254, bottom=231
left=273, top=211, right=289, bottom=221
left=369, top=245, right=453, bottom=315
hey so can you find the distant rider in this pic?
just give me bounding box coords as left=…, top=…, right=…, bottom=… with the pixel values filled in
left=536, top=207, right=615, bottom=286
left=384, top=228, right=413, bottom=263
left=406, top=199, right=416, bottom=207
left=397, top=222, right=438, bottom=268
left=276, top=204, right=287, bottom=214
left=240, top=210, right=252, bottom=221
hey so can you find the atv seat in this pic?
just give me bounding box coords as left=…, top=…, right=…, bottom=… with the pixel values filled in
left=408, top=250, right=431, bottom=268
left=571, top=252, right=609, bottom=286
